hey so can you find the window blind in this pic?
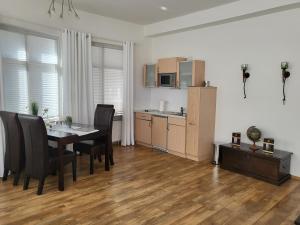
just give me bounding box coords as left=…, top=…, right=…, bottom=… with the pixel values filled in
left=0, top=29, right=59, bottom=118
left=92, top=44, right=123, bottom=114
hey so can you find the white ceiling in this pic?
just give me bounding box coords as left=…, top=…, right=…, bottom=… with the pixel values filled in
left=70, top=0, right=240, bottom=25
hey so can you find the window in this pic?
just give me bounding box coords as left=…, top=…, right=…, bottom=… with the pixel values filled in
left=92, top=43, right=123, bottom=114
left=0, top=28, right=59, bottom=118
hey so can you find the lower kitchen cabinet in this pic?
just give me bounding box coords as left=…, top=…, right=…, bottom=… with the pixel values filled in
left=151, top=115, right=168, bottom=150
left=167, top=118, right=186, bottom=157
left=135, top=113, right=152, bottom=146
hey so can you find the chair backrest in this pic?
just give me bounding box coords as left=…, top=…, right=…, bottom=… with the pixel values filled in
left=0, top=111, right=25, bottom=173
left=18, top=114, right=49, bottom=179
left=94, top=104, right=115, bottom=135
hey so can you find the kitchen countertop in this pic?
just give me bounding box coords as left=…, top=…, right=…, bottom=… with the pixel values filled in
left=135, top=110, right=187, bottom=119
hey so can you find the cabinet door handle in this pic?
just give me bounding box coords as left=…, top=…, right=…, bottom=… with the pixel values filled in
left=188, top=122, right=195, bottom=126
left=282, top=165, right=286, bottom=169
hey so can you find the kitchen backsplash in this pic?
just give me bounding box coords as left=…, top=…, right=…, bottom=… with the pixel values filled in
left=149, top=88, right=187, bottom=112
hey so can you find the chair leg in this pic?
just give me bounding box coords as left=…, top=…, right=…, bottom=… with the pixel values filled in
left=89, top=150, right=94, bottom=175
left=109, top=146, right=114, bottom=166
left=72, top=158, right=77, bottom=182
left=105, top=145, right=110, bottom=171
left=23, top=176, right=30, bottom=190
left=51, top=168, right=57, bottom=176
left=97, top=153, right=102, bottom=162
left=37, top=178, right=45, bottom=195
left=13, top=172, right=20, bottom=186
left=2, top=169, right=9, bottom=181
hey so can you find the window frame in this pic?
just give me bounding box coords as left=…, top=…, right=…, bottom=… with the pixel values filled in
left=0, top=24, right=62, bottom=119
left=91, top=41, right=124, bottom=115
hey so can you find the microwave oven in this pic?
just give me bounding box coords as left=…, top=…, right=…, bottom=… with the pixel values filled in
left=159, top=73, right=176, bottom=87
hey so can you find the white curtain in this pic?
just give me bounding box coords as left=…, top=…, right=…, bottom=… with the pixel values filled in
left=62, top=29, right=94, bottom=124
left=0, top=58, right=5, bottom=176
left=121, top=41, right=135, bottom=146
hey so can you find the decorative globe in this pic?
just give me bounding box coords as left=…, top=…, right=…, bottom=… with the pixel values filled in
left=246, top=126, right=261, bottom=150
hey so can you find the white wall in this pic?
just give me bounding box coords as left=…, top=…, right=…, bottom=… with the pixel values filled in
left=150, top=8, right=300, bottom=175
left=0, top=0, right=152, bottom=141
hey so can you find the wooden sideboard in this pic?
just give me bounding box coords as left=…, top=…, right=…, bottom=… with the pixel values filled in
left=219, top=143, right=292, bottom=185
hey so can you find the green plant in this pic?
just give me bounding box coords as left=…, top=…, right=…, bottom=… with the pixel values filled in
left=30, top=102, right=39, bottom=116
left=65, top=116, right=73, bottom=128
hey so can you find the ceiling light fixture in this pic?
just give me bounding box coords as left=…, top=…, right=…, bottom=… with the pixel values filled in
left=160, top=6, right=168, bottom=11
left=48, top=0, right=80, bottom=19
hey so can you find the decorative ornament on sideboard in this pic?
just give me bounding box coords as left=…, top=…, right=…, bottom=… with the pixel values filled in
left=48, top=0, right=80, bottom=19
left=246, top=126, right=261, bottom=151
left=241, top=64, right=250, bottom=99
left=263, top=138, right=275, bottom=154
left=232, top=132, right=241, bottom=147
left=281, top=62, right=290, bottom=105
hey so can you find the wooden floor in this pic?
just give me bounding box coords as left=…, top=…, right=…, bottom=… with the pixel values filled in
left=0, top=145, right=299, bottom=225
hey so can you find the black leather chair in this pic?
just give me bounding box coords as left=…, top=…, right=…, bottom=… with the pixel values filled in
left=94, top=104, right=115, bottom=165
left=74, top=104, right=115, bottom=174
left=0, top=111, right=25, bottom=185
left=18, top=114, right=76, bottom=195
left=295, top=215, right=300, bottom=225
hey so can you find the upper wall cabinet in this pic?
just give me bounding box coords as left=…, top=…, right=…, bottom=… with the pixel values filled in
left=158, top=57, right=186, bottom=74
left=143, top=64, right=157, bottom=88
left=144, top=57, right=205, bottom=89
left=177, top=60, right=205, bottom=89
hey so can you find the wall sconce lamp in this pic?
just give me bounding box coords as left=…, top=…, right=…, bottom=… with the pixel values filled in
left=281, top=62, right=291, bottom=105
left=241, top=64, right=250, bottom=99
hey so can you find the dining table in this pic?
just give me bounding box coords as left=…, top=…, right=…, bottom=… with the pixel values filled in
left=47, top=123, right=108, bottom=191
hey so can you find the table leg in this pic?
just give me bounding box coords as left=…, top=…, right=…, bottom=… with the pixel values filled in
left=105, top=138, right=110, bottom=171
left=58, top=142, right=64, bottom=191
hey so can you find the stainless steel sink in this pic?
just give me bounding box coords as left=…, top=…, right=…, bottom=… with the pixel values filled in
left=165, top=111, right=183, bottom=116
left=144, top=109, right=185, bottom=117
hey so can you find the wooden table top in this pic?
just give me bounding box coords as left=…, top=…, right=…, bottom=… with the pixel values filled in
left=47, top=123, right=107, bottom=141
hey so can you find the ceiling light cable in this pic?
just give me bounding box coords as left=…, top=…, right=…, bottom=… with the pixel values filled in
left=48, top=0, right=80, bottom=19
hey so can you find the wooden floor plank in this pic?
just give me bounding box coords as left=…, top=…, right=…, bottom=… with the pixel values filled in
left=0, top=145, right=298, bottom=225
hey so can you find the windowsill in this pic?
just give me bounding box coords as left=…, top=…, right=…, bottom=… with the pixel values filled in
left=114, top=114, right=123, bottom=121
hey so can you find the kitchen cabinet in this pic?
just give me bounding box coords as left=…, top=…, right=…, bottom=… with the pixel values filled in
left=143, top=64, right=157, bottom=88
left=186, top=87, right=217, bottom=162
left=167, top=117, right=186, bottom=157
left=151, top=115, right=168, bottom=150
left=158, top=57, right=186, bottom=74
left=135, top=113, right=152, bottom=146
left=177, top=60, right=205, bottom=88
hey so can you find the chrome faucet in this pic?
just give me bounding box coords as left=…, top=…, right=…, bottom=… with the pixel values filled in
left=180, top=107, right=184, bottom=116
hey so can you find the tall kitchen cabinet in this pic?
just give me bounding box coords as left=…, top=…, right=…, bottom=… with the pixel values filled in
left=186, top=87, right=217, bottom=162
